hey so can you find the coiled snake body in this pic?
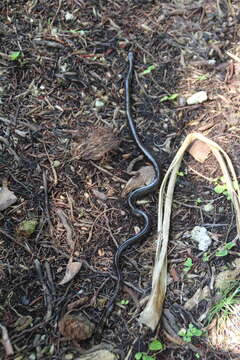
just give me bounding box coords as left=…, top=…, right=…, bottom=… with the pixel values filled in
left=101, top=52, right=161, bottom=328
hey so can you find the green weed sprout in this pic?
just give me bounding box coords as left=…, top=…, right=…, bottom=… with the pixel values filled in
left=178, top=323, right=203, bottom=342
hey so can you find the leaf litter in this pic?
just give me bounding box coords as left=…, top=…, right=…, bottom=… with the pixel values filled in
left=1, top=0, right=240, bottom=359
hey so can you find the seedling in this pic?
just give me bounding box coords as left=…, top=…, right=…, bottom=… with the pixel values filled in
left=148, top=340, right=164, bottom=351
left=160, top=93, right=179, bottom=102
left=202, top=253, right=210, bottom=262
left=195, top=197, right=203, bottom=205
left=9, top=51, right=22, bottom=61
left=212, top=176, right=239, bottom=200
left=177, top=170, right=185, bottom=177
left=178, top=323, right=203, bottom=342
left=197, top=74, right=208, bottom=81
left=140, top=65, right=156, bottom=76
left=208, top=281, right=240, bottom=322
left=69, top=29, right=87, bottom=35
left=183, top=258, right=193, bottom=272
left=134, top=339, right=165, bottom=360
left=215, top=241, right=235, bottom=257
left=119, top=299, right=129, bottom=306
left=135, top=353, right=154, bottom=360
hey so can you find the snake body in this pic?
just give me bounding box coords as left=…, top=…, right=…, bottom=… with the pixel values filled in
left=100, top=52, right=161, bottom=326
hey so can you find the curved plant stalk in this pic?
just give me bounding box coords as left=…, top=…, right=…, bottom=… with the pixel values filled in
left=139, top=133, right=240, bottom=331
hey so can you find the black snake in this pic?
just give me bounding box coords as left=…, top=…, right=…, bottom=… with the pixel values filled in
left=99, top=51, right=161, bottom=331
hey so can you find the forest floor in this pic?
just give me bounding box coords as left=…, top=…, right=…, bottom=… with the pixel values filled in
left=1, top=1, right=240, bottom=359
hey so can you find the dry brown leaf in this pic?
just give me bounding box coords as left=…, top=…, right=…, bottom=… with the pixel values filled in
left=215, top=258, right=240, bottom=291
left=75, top=350, right=117, bottom=360
left=184, top=286, right=210, bottom=311
left=55, top=208, right=75, bottom=251
left=122, top=165, right=155, bottom=197
left=92, top=188, right=107, bottom=201
left=58, top=312, right=95, bottom=341
left=72, top=126, right=119, bottom=161
left=0, top=180, right=17, bottom=211
left=59, top=259, right=82, bottom=285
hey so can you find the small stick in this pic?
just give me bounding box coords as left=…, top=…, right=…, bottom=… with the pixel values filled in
left=55, top=208, right=75, bottom=251
left=0, top=323, right=14, bottom=356
left=42, top=171, right=54, bottom=236
left=90, top=161, right=127, bottom=184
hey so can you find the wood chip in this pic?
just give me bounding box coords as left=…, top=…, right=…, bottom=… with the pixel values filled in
left=188, top=140, right=211, bottom=163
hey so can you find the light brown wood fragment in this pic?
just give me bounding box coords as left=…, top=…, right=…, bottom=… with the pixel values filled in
left=188, top=140, right=211, bottom=163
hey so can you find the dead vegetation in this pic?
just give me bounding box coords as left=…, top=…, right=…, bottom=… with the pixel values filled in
left=1, top=0, right=240, bottom=359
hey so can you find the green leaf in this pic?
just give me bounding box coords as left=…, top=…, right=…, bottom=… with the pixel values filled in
left=168, top=93, right=178, bottom=100
left=224, top=241, right=235, bottom=250
left=191, top=328, right=202, bottom=337
left=184, top=258, right=193, bottom=268
left=202, top=253, right=210, bottom=262
left=178, top=329, right=186, bottom=337
left=214, top=184, right=226, bottom=194
left=216, top=249, right=228, bottom=257
left=184, top=258, right=193, bottom=267
left=135, top=353, right=143, bottom=360
left=70, top=29, right=87, bottom=35
left=120, top=299, right=129, bottom=305
left=9, top=51, right=22, bottom=61
left=148, top=340, right=164, bottom=351
left=142, top=355, right=155, bottom=360
left=177, top=171, right=185, bottom=177
left=160, top=95, right=169, bottom=102
left=195, top=198, right=203, bottom=205
left=160, top=94, right=178, bottom=102
left=141, top=65, right=156, bottom=75
left=197, top=74, right=208, bottom=81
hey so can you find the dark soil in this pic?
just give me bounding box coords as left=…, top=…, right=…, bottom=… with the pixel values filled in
left=1, top=1, right=240, bottom=359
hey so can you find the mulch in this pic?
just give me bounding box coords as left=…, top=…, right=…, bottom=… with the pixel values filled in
left=1, top=1, right=240, bottom=359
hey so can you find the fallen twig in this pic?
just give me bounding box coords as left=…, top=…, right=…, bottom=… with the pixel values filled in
left=55, top=208, right=75, bottom=251
left=0, top=323, right=14, bottom=356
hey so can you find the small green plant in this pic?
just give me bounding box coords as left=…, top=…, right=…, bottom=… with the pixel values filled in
left=212, top=176, right=239, bottom=200
left=202, top=253, right=210, bottom=262
left=135, top=353, right=154, bottom=360
left=119, top=299, right=129, bottom=306
left=148, top=340, right=164, bottom=351
left=215, top=241, right=235, bottom=257
left=69, top=29, right=87, bottom=35
left=197, top=74, right=208, bottom=81
left=208, top=281, right=240, bottom=322
left=140, top=65, right=156, bottom=76
left=9, top=51, right=22, bottom=61
left=177, top=170, right=185, bottom=177
left=160, top=93, right=179, bottom=102
left=134, top=339, right=165, bottom=360
left=183, top=258, right=193, bottom=272
left=178, top=323, right=203, bottom=342
left=195, top=197, right=203, bottom=205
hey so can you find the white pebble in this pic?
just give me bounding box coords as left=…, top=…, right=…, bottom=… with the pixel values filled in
left=187, top=91, right=208, bottom=105
left=95, top=99, right=105, bottom=108
left=203, top=203, right=214, bottom=212
left=191, top=226, right=212, bottom=251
